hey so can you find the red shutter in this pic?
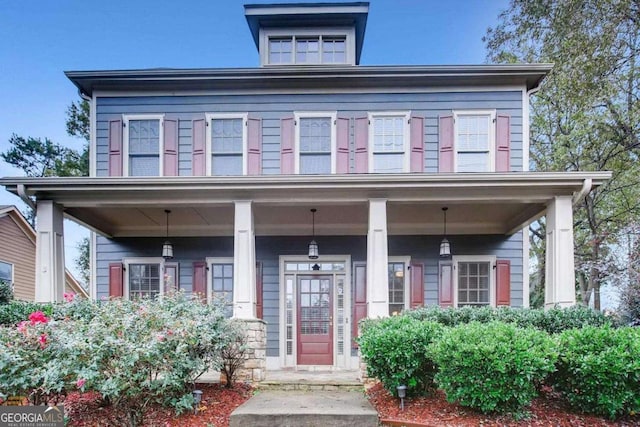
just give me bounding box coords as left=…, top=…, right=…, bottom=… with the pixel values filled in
left=163, top=118, right=178, bottom=176
left=354, top=117, right=368, bottom=173
left=280, top=116, right=295, bottom=174
left=108, top=119, right=123, bottom=176
left=439, top=115, right=454, bottom=172
left=247, top=117, right=262, bottom=175
left=439, top=261, right=454, bottom=307
left=496, top=259, right=511, bottom=306
left=409, top=262, right=424, bottom=309
left=192, top=118, right=206, bottom=176
left=256, top=261, right=263, bottom=319
left=336, top=117, right=350, bottom=173
left=192, top=261, right=207, bottom=302
left=108, top=262, right=124, bottom=298
left=352, top=262, right=367, bottom=348
left=410, top=115, right=425, bottom=173
left=495, top=114, right=511, bottom=172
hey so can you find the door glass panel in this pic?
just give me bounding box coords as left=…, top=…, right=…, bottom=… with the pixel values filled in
left=298, top=276, right=331, bottom=336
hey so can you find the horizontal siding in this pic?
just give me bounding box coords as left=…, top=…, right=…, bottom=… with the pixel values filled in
left=97, top=232, right=522, bottom=358
left=95, top=91, right=523, bottom=176
left=0, top=216, right=35, bottom=301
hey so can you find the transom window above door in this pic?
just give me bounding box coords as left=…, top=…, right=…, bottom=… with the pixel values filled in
left=369, top=113, right=410, bottom=173
left=295, top=113, right=336, bottom=174
left=206, top=114, right=247, bottom=176
left=123, top=115, right=164, bottom=177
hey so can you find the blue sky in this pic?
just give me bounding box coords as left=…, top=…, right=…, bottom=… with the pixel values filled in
left=0, top=0, right=510, bottom=281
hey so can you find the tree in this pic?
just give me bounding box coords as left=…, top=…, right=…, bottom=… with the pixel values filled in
left=485, top=0, right=640, bottom=309
left=75, top=237, right=90, bottom=288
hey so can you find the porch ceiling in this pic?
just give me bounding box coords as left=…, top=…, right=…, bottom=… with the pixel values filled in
left=0, top=172, right=610, bottom=237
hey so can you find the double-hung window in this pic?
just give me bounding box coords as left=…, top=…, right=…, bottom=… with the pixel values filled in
left=0, top=260, right=13, bottom=285
left=453, top=255, right=495, bottom=307
left=369, top=112, right=410, bottom=173
left=124, top=258, right=164, bottom=299
left=206, top=114, right=247, bottom=176
left=387, top=257, right=410, bottom=316
left=207, top=257, right=234, bottom=318
left=295, top=112, right=336, bottom=174
left=123, top=115, right=164, bottom=176
left=454, top=111, right=495, bottom=172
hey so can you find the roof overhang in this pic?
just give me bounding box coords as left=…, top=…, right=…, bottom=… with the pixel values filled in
left=64, top=64, right=553, bottom=97
left=244, top=2, right=370, bottom=64
left=1, top=172, right=610, bottom=238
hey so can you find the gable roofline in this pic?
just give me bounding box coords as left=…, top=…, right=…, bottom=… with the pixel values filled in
left=244, top=2, right=369, bottom=64
left=65, top=63, right=553, bottom=97
left=0, top=205, right=89, bottom=298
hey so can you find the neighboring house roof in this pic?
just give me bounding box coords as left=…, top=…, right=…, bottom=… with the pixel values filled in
left=65, top=63, right=553, bottom=97
left=0, top=205, right=89, bottom=298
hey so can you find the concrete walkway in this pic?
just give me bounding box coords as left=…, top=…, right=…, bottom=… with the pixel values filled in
left=229, top=389, right=379, bottom=427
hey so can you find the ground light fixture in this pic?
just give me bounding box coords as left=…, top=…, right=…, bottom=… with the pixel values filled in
left=192, top=389, right=203, bottom=414
left=397, top=384, right=407, bottom=410
left=439, top=207, right=451, bottom=258
left=308, top=208, right=319, bottom=260
left=162, top=209, right=174, bottom=260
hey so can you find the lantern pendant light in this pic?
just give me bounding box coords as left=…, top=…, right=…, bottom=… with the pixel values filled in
left=162, top=209, right=174, bottom=260
left=308, top=208, right=319, bottom=260
left=439, top=207, right=451, bottom=258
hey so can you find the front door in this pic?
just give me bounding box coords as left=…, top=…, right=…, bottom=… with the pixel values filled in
left=297, top=275, right=333, bottom=365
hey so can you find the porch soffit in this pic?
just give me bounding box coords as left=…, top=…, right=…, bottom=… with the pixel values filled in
left=0, top=172, right=611, bottom=238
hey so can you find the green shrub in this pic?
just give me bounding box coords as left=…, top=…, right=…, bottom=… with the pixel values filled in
left=358, top=316, right=442, bottom=396
left=406, top=305, right=615, bottom=333
left=0, top=300, right=53, bottom=326
left=431, top=321, right=558, bottom=414
left=0, top=280, right=13, bottom=304
left=554, top=326, right=640, bottom=419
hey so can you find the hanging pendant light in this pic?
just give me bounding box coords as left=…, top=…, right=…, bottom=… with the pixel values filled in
left=308, top=208, right=319, bottom=260
left=439, top=207, right=451, bottom=258
left=162, top=209, right=174, bottom=260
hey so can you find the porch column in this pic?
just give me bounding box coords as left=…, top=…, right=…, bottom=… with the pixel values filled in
left=35, top=200, right=65, bottom=302
left=545, top=196, right=576, bottom=308
left=233, top=200, right=256, bottom=319
left=367, top=199, right=389, bottom=318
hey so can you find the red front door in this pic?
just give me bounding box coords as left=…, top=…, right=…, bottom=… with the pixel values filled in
left=297, top=275, right=333, bottom=365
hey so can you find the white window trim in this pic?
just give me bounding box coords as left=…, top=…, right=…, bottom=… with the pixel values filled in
left=206, top=257, right=234, bottom=305
left=452, top=255, right=496, bottom=307
left=452, top=110, right=496, bottom=173
left=259, top=27, right=356, bottom=66
left=368, top=112, right=411, bottom=173
left=294, top=111, right=337, bottom=174
left=388, top=256, right=411, bottom=313
left=122, top=114, right=165, bottom=177
left=123, top=257, right=165, bottom=299
left=0, top=259, right=14, bottom=284
left=205, top=113, right=249, bottom=176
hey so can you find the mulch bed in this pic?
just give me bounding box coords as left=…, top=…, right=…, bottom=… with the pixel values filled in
left=367, top=382, right=640, bottom=427
left=64, top=383, right=252, bottom=427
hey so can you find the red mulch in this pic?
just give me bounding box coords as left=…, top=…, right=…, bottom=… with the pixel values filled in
left=367, top=382, right=640, bottom=427
left=64, top=383, right=252, bottom=427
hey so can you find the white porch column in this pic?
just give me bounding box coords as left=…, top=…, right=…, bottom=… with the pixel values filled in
left=545, top=196, right=576, bottom=308
left=35, top=200, right=65, bottom=302
left=233, top=200, right=256, bottom=319
left=367, top=199, right=389, bottom=318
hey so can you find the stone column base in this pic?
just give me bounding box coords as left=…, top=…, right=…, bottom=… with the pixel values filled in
left=236, top=318, right=267, bottom=383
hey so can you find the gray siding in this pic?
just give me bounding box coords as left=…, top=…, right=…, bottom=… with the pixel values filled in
left=95, top=91, right=523, bottom=176
left=96, top=231, right=523, bottom=358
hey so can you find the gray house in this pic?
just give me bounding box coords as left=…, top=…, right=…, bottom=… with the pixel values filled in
left=1, top=2, right=609, bottom=374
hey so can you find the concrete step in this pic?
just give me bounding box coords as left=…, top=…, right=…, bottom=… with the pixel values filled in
left=257, top=379, right=363, bottom=391
left=229, top=389, right=379, bottom=427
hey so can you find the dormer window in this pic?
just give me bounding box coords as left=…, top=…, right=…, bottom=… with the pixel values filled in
left=265, top=32, right=351, bottom=65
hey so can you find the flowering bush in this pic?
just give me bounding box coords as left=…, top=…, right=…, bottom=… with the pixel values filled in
left=0, top=291, right=243, bottom=427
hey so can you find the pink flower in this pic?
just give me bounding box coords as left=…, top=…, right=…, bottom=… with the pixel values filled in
left=38, top=333, right=48, bottom=348
left=76, top=378, right=86, bottom=389
left=63, top=292, right=75, bottom=303
left=17, top=321, right=28, bottom=334
left=29, top=311, right=49, bottom=325
left=157, top=333, right=166, bottom=342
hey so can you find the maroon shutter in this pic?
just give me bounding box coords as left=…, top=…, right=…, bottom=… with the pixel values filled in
left=280, top=116, right=295, bottom=174
left=108, top=119, right=123, bottom=176
left=163, top=118, right=178, bottom=176
left=354, top=116, right=368, bottom=173
left=410, top=115, right=425, bottom=173
left=192, top=261, right=207, bottom=302
left=108, top=262, right=124, bottom=298
left=495, top=114, right=511, bottom=172
left=336, top=117, right=350, bottom=173
left=256, top=261, right=263, bottom=319
left=247, top=117, right=262, bottom=175
left=496, top=259, right=511, bottom=306
left=409, top=262, right=424, bottom=309
left=439, top=115, right=454, bottom=172
left=439, top=260, right=454, bottom=307
left=352, top=262, right=367, bottom=348
left=192, top=118, right=206, bottom=176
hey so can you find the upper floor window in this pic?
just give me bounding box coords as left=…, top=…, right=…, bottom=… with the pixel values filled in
left=295, top=112, right=336, bottom=174
left=123, top=115, right=164, bottom=177
left=322, top=38, right=346, bottom=63
left=0, top=260, right=13, bottom=284
left=207, top=258, right=234, bottom=318
left=454, top=111, right=495, bottom=173
left=369, top=112, right=410, bottom=173
left=206, top=114, right=247, bottom=176
left=262, top=28, right=354, bottom=66
left=269, top=38, right=292, bottom=63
